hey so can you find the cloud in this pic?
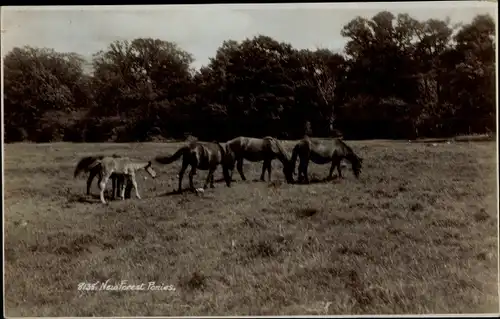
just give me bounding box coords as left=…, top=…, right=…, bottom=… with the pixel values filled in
left=1, top=2, right=496, bottom=69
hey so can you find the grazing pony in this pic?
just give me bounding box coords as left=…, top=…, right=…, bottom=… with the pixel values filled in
left=155, top=141, right=232, bottom=193
left=290, top=137, right=363, bottom=183
left=74, top=154, right=129, bottom=198
left=88, top=157, right=156, bottom=204
left=223, top=136, right=294, bottom=185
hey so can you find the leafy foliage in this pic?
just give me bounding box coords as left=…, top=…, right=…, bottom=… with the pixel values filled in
left=3, top=12, right=496, bottom=142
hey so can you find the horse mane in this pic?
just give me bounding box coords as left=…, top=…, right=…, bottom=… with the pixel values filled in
left=336, top=139, right=363, bottom=176
left=337, top=139, right=362, bottom=164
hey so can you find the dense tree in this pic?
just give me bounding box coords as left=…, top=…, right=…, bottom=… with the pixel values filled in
left=3, top=12, right=496, bottom=143
left=88, top=38, right=195, bottom=141
left=4, top=46, right=92, bottom=142
left=449, top=15, right=496, bottom=134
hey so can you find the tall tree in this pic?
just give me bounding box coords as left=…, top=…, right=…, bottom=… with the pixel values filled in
left=90, top=38, right=195, bottom=140
left=449, top=14, right=496, bottom=133
left=3, top=46, right=91, bottom=141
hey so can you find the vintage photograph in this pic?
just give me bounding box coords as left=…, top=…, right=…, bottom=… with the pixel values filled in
left=2, top=2, right=498, bottom=316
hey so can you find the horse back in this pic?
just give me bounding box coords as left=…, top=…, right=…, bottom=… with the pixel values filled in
left=191, top=142, right=222, bottom=169
left=101, top=157, right=133, bottom=175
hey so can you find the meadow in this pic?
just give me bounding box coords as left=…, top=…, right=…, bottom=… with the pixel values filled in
left=3, top=139, right=498, bottom=316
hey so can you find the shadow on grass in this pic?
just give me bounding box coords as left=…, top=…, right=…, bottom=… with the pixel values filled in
left=214, top=177, right=239, bottom=183
left=67, top=192, right=130, bottom=204
left=293, top=175, right=342, bottom=185
left=67, top=194, right=96, bottom=204
left=160, top=188, right=210, bottom=196
left=161, top=189, right=190, bottom=197
left=160, top=189, right=218, bottom=201
left=295, top=207, right=319, bottom=218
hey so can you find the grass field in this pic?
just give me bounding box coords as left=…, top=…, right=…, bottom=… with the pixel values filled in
left=3, top=139, right=499, bottom=316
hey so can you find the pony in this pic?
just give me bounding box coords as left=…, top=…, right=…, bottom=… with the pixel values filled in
left=223, top=136, right=294, bottom=186
left=88, top=156, right=157, bottom=204
left=290, top=137, right=363, bottom=183
left=155, top=141, right=232, bottom=193
left=74, top=154, right=128, bottom=199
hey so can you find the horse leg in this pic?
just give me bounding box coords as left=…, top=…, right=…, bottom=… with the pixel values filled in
left=227, top=160, right=234, bottom=180
left=297, top=162, right=303, bottom=182
left=328, top=162, right=336, bottom=179
left=120, top=177, right=127, bottom=200
left=203, top=169, right=215, bottom=189
left=260, top=161, right=267, bottom=181
left=119, top=176, right=126, bottom=198
left=111, top=176, right=116, bottom=200
left=87, top=169, right=99, bottom=195
left=203, top=170, right=211, bottom=189
left=337, top=161, right=343, bottom=179
left=118, top=175, right=127, bottom=199
left=299, top=158, right=310, bottom=184
left=304, top=162, right=310, bottom=183
left=131, top=174, right=141, bottom=199
left=98, top=175, right=110, bottom=204
left=210, top=170, right=215, bottom=188
left=189, top=166, right=197, bottom=192
left=237, top=158, right=246, bottom=181
left=267, top=161, right=272, bottom=181
left=178, top=164, right=187, bottom=193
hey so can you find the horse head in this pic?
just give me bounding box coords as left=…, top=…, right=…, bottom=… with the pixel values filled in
left=352, top=155, right=363, bottom=178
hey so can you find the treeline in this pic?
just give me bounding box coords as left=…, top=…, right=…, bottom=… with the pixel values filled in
left=4, top=11, right=496, bottom=143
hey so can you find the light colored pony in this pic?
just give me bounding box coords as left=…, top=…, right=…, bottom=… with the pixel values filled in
left=88, top=157, right=157, bottom=204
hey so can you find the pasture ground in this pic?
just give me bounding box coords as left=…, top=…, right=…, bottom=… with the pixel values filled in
left=4, top=140, right=499, bottom=316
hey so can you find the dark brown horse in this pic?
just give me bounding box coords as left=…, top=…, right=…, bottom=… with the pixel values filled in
left=155, top=141, right=232, bottom=193
left=223, top=136, right=294, bottom=186
left=290, top=137, right=363, bottom=183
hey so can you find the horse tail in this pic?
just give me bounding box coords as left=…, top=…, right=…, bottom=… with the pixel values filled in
left=221, top=141, right=236, bottom=169
left=155, top=146, right=188, bottom=165
left=74, top=156, right=103, bottom=178
left=215, top=142, right=233, bottom=186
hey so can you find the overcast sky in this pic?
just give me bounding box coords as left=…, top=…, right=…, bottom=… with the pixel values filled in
left=1, top=2, right=497, bottom=70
